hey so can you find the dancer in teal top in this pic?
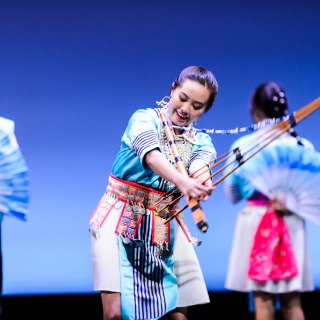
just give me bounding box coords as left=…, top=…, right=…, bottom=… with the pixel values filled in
left=90, top=66, right=219, bottom=320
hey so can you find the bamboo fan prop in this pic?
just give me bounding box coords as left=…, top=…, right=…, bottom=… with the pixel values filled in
left=235, top=137, right=320, bottom=225
left=153, top=97, right=320, bottom=229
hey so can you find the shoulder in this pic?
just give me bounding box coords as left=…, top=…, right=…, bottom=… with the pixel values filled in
left=124, top=108, right=161, bottom=137
left=193, top=131, right=213, bottom=145
left=129, top=108, right=161, bottom=123
left=229, top=133, right=253, bottom=150
left=130, top=107, right=160, bottom=118
left=191, top=132, right=217, bottom=157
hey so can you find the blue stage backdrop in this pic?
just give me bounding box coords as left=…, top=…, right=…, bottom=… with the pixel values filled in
left=1, top=0, right=319, bottom=295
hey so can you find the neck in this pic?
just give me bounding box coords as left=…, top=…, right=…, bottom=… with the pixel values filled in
left=173, top=127, right=184, bottom=135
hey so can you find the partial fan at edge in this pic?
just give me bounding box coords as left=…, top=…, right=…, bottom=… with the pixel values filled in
left=0, top=117, right=29, bottom=221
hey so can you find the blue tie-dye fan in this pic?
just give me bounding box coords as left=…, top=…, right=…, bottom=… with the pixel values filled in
left=235, top=136, right=320, bottom=226
left=0, top=117, right=29, bottom=221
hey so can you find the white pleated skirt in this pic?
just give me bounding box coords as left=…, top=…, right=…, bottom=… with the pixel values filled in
left=90, top=198, right=210, bottom=307
left=225, top=205, right=314, bottom=293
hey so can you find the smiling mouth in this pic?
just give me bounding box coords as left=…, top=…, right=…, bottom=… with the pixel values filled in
left=175, top=111, right=189, bottom=122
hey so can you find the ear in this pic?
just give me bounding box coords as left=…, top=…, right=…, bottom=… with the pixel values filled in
left=253, top=109, right=265, bottom=122
left=170, top=82, right=176, bottom=95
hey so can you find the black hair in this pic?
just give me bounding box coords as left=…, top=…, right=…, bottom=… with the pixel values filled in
left=250, top=81, right=303, bottom=145
left=172, top=66, right=218, bottom=111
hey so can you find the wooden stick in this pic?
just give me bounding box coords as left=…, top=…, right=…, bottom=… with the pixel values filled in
left=158, top=110, right=209, bottom=232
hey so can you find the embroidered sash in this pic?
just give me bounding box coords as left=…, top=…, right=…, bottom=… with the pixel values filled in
left=89, top=174, right=193, bottom=244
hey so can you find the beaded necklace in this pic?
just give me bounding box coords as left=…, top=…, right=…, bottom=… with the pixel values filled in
left=171, top=116, right=288, bottom=135
left=156, top=97, right=289, bottom=136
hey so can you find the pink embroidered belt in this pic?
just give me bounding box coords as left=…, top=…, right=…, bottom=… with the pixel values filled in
left=107, top=174, right=178, bottom=212
left=89, top=175, right=193, bottom=246
left=247, top=194, right=298, bottom=283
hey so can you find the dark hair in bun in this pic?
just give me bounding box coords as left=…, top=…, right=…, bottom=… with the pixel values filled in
left=250, top=81, right=303, bottom=145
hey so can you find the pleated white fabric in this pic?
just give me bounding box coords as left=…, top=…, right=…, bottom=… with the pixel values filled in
left=173, top=223, right=210, bottom=307
left=91, top=202, right=121, bottom=292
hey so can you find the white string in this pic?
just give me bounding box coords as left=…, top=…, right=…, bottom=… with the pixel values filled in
left=171, top=117, right=287, bottom=135
left=155, top=97, right=289, bottom=135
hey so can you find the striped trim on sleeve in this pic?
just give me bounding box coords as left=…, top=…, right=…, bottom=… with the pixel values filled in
left=189, top=150, right=214, bottom=165
left=132, top=130, right=159, bottom=158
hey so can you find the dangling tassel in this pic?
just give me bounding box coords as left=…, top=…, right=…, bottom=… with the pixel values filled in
left=248, top=206, right=298, bottom=282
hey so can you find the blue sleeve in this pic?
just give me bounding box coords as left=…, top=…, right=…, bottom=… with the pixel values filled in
left=122, top=109, right=160, bottom=164
left=190, top=132, right=217, bottom=166
left=223, top=135, right=256, bottom=203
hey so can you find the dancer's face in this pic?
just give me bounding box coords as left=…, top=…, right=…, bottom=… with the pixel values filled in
left=168, top=79, right=210, bottom=130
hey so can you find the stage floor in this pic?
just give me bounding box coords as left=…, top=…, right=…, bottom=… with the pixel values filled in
left=2, top=290, right=320, bottom=319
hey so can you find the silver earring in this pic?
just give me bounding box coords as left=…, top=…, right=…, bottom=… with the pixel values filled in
left=156, top=96, right=170, bottom=108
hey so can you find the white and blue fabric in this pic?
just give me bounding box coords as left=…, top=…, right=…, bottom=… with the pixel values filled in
left=0, top=117, right=29, bottom=221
